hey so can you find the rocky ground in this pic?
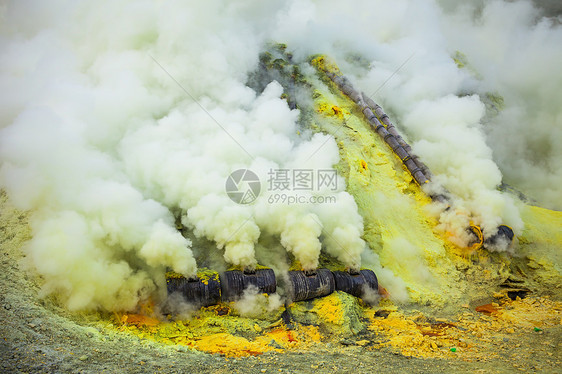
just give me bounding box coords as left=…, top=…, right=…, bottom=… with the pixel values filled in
left=1, top=191, right=561, bottom=373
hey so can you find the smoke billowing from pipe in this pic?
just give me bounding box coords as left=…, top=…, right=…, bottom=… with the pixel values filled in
left=0, top=0, right=560, bottom=310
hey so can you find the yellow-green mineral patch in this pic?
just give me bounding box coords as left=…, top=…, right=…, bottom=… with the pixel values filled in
left=307, top=56, right=562, bottom=307
left=309, top=56, right=467, bottom=304
left=106, top=54, right=562, bottom=359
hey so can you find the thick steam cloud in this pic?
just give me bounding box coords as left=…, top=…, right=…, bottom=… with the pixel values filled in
left=1, top=0, right=560, bottom=311
left=0, top=0, right=365, bottom=311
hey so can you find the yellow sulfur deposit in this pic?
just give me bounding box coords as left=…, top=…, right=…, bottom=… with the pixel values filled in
left=366, top=296, right=562, bottom=360
left=166, top=268, right=219, bottom=285
left=109, top=55, right=562, bottom=360
left=117, top=305, right=323, bottom=358
left=309, top=55, right=562, bottom=306
left=313, top=294, right=345, bottom=325
left=310, top=56, right=466, bottom=304
left=192, top=333, right=276, bottom=357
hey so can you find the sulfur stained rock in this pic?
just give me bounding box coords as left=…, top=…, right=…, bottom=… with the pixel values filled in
left=288, top=291, right=365, bottom=336
left=475, top=304, right=499, bottom=315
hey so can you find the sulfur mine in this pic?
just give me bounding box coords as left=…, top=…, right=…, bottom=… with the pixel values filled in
left=1, top=1, right=561, bottom=373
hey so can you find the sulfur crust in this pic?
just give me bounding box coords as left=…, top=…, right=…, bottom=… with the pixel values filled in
left=309, top=55, right=562, bottom=305
left=111, top=55, right=562, bottom=358
left=310, top=55, right=465, bottom=304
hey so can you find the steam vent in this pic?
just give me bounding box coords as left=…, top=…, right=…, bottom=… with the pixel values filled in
left=1, top=1, right=562, bottom=373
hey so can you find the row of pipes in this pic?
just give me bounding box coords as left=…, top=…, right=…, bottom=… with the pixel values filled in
left=166, top=57, right=514, bottom=309
left=167, top=268, right=378, bottom=307
left=325, top=71, right=431, bottom=186
left=319, top=65, right=514, bottom=249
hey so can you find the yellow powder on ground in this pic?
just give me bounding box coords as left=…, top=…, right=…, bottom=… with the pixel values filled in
left=116, top=302, right=323, bottom=358
left=193, top=333, right=275, bottom=357
left=366, top=296, right=562, bottom=360
left=309, top=56, right=468, bottom=304
left=108, top=55, right=562, bottom=360
left=313, top=293, right=345, bottom=325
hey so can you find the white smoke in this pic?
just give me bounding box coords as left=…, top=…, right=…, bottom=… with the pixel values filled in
left=0, top=0, right=364, bottom=310
left=439, top=0, right=562, bottom=211
left=232, top=285, right=284, bottom=318
left=274, top=0, right=560, bottom=220
left=1, top=0, right=559, bottom=310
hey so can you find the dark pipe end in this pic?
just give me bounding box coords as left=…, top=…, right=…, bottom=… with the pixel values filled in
left=333, top=269, right=378, bottom=298
left=484, top=225, right=515, bottom=248
left=166, top=273, right=222, bottom=307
